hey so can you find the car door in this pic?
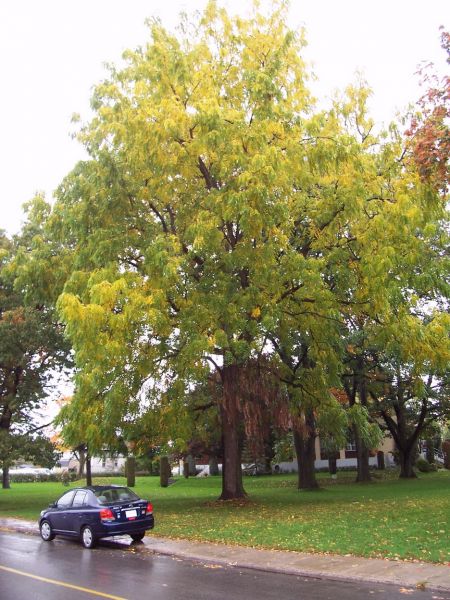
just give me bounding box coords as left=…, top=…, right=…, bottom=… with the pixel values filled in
left=67, top=490, right=89, bottom=534
left=50, top=490, right=76, bottom=532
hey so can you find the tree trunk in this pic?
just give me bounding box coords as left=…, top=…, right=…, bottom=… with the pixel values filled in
left=208, top=456, right=219, bottom=476
left=2, top=463, right=10, bottom=489
left=293, top=409, right=319, bottom=490
left=263, top=431, right=275, bottom=474
left=328, top=456, right=337, bottom=476
left=187, top=454, right=196, bottom=476
left=399, top=447, right=417, bottom=478
left=425, top=439, right=435, bottom=464
left=85, top=453, right=92, bottom=486
left=380, top=400, right=425, bottom=480
left=77, top=446, right=86, bottom=478
left=126, top=456, right=136, bottom=487
left=160, top=456, right=170, bottom=487
left=354, top=427, right=371, bottom=482
left=355, top=360, right=371, bottom=483
left=219, top=366, right=246, bottom=500
left=377, top=450, right=385, bottom=470
left=183, top=460, right=189, bottom=478
left=442, top=440, right=450, bottom=470
left=1, top=414, right=12, bottom=489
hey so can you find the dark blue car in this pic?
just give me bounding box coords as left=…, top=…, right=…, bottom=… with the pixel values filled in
left=39, top=485, right=154, bottom=548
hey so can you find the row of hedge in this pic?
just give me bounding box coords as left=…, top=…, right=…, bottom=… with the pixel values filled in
left=5, top=470, right=155, bottom=483
left=4, top=458, right=444, bottom=483
left=4, top=473, right=77, bottom=484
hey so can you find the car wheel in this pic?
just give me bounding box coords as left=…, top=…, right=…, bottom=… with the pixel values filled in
left=130, top=532, right=145, bottom=542
left=40, top=520, right=55, bottom=542
left=81, top=526, right=97, bottom=549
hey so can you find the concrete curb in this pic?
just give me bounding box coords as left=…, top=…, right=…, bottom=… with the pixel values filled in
left=1, top=518, right=449, bottom=592
left=140, top=536, right=450, bottom=592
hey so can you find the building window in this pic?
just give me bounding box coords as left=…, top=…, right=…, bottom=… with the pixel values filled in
left=346, top=440, right=357, bottom=452
left=345, top=438, right=357, bottom=458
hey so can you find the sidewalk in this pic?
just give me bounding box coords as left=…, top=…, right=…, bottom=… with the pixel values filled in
left=1, top=517, right=449, bottom=592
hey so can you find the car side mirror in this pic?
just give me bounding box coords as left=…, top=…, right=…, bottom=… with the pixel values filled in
left=49, top=502, right=57, bottom=508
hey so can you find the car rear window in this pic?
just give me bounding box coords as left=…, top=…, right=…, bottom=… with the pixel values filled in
left=94, top=487, right=139, bottom=504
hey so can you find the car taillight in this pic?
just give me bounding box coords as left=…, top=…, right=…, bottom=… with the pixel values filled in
left=146, top=502, right=153, bottom=515
left=100, top=508, right=115, bottom=521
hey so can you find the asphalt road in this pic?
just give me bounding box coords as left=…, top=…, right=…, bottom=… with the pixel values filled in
left=0, top=531, right=448, bottom=600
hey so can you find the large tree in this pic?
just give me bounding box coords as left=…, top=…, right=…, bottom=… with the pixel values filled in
left=52, top=5, right=384, bottom=499
left=52, top=1, right=329, bottom=500
left=26, top=2, right=447, bottom=500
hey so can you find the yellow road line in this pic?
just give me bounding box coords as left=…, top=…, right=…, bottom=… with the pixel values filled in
left=0, top=564, right=127, bottom=600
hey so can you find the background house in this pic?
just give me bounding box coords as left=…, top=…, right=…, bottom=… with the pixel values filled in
left=274, top=435, right=396, bottom=473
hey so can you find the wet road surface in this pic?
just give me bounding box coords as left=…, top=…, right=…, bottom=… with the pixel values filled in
left=0, top=531, right=448, bottom=600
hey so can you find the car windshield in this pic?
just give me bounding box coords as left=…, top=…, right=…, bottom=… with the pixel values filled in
left=94, top=487, right=139, bottom=505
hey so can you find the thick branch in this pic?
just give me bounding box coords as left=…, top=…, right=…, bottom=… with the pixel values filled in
left=198, top=157, right=219, bottom=190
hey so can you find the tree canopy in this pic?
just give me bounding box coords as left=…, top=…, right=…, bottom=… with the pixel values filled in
left=0, top=226, right=70, bottom=488
left=16, top=2, right=449, bottom=497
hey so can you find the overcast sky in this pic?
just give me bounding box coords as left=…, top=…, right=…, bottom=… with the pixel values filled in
left=1, top=0, right=448, bottom=235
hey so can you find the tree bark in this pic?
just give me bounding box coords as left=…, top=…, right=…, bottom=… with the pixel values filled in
left=126, top=456, right=136, bottom=487
left=85, top=452, right=92, bottom=486
left=77, top=446, right=86, bottom=478
left=354, top=426, right=371, bottom=482
left=379, top=397, right=425, bottom=480
left=2, top=463, right=10, bottom=489
left=1, top=410, right=12, bottom=489
left=425, top=439, right=435, bottom=464
left=293, top=408, right=319, bottom=490
left=219, top=366, right=246, bottom=500
left=398, top=447, right=417, bottom=478
left=160, top=456, right=169, bottom=487
left=328, top=456, right=337, bottom=475
left=208, top=456, right=219, bottom=476
left=355, top=359, right=372, bottom=483
left=187, top=454, right=196, bottom=476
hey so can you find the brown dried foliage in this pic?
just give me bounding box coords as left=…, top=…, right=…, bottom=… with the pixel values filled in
left=406, top=28, right=450, bottom=195
left=219, top=360, right=290, bottom=454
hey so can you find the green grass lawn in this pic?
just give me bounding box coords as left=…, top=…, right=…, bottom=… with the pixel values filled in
left=1, top=470, right=449, bottom=564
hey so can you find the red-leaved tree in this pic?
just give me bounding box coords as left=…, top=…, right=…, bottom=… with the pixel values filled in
left=406, top=28, right=449, bottom=195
